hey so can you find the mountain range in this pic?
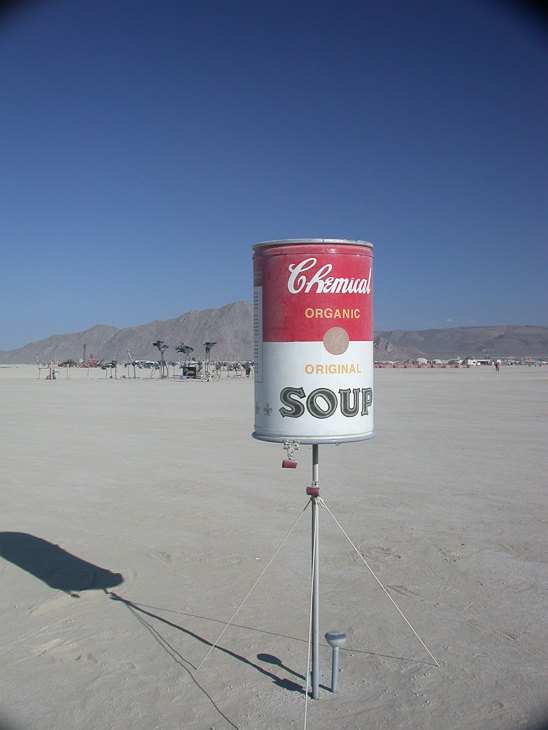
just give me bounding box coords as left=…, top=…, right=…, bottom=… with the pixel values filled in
left=1, top=301, right=547, bottom=364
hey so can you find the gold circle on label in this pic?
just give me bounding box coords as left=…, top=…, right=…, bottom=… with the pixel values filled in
left=323, top=327, right=349, bottom=355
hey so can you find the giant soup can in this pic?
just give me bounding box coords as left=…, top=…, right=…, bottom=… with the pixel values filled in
left=253, top=239, right=374, bottom=444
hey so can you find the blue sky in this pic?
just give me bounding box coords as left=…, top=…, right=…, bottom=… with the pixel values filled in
left=1, top=0, right=546, bottom=350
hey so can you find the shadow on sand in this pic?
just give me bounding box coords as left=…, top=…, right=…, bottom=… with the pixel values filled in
left=1, top=534, right=309, bottom=728
left=108, top=591, right=312, bottom=729
left=107, top=591, right=306, bottom=694
left=0, top=532, right=124, bottom=596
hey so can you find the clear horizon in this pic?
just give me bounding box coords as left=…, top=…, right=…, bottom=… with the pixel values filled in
left=1, top=1, right=547, bottom=350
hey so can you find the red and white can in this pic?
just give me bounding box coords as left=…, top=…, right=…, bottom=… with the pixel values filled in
left=253, top=239, right=374, bottom=444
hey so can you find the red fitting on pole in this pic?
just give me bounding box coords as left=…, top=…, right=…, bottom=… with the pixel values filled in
left=306, top=486, right=320, bottom=497
left=282, top=460, right=297, bottom=468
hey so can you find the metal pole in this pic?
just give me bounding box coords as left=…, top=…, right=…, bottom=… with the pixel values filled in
left=311, top=443, right=320, bottom=700
left=331, top=646, right=339, bottom=693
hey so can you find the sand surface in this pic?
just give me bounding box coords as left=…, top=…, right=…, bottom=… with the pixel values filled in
left=0, top=365, right=546, bottom=730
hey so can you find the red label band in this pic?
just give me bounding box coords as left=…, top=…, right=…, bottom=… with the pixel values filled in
left=254, top=245, right=373, bottom=343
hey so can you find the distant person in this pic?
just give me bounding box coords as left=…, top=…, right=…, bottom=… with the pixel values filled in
left=495, top=361, right=500, bottom=372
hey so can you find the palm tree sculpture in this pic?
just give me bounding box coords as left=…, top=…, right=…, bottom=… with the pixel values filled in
left=152, top=340, right=169, bottom=378
left=176, top=342, right=194, bottom=362
left=203, top=341, right=217, bottom=378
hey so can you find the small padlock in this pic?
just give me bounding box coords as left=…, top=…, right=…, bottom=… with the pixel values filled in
left=282, top=440, right=299, bottom=468
left=282, top=459, right=297, bottom=469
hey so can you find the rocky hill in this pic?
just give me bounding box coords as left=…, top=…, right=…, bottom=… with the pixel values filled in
left=0, top=301, right=253, bottom=365
left=0, top=303, right=546, bottom=364
left=374, top=325, right=548, bottom=361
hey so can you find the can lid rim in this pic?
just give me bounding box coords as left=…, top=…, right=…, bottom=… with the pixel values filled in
left=253, top=238, right=373, bottom=250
